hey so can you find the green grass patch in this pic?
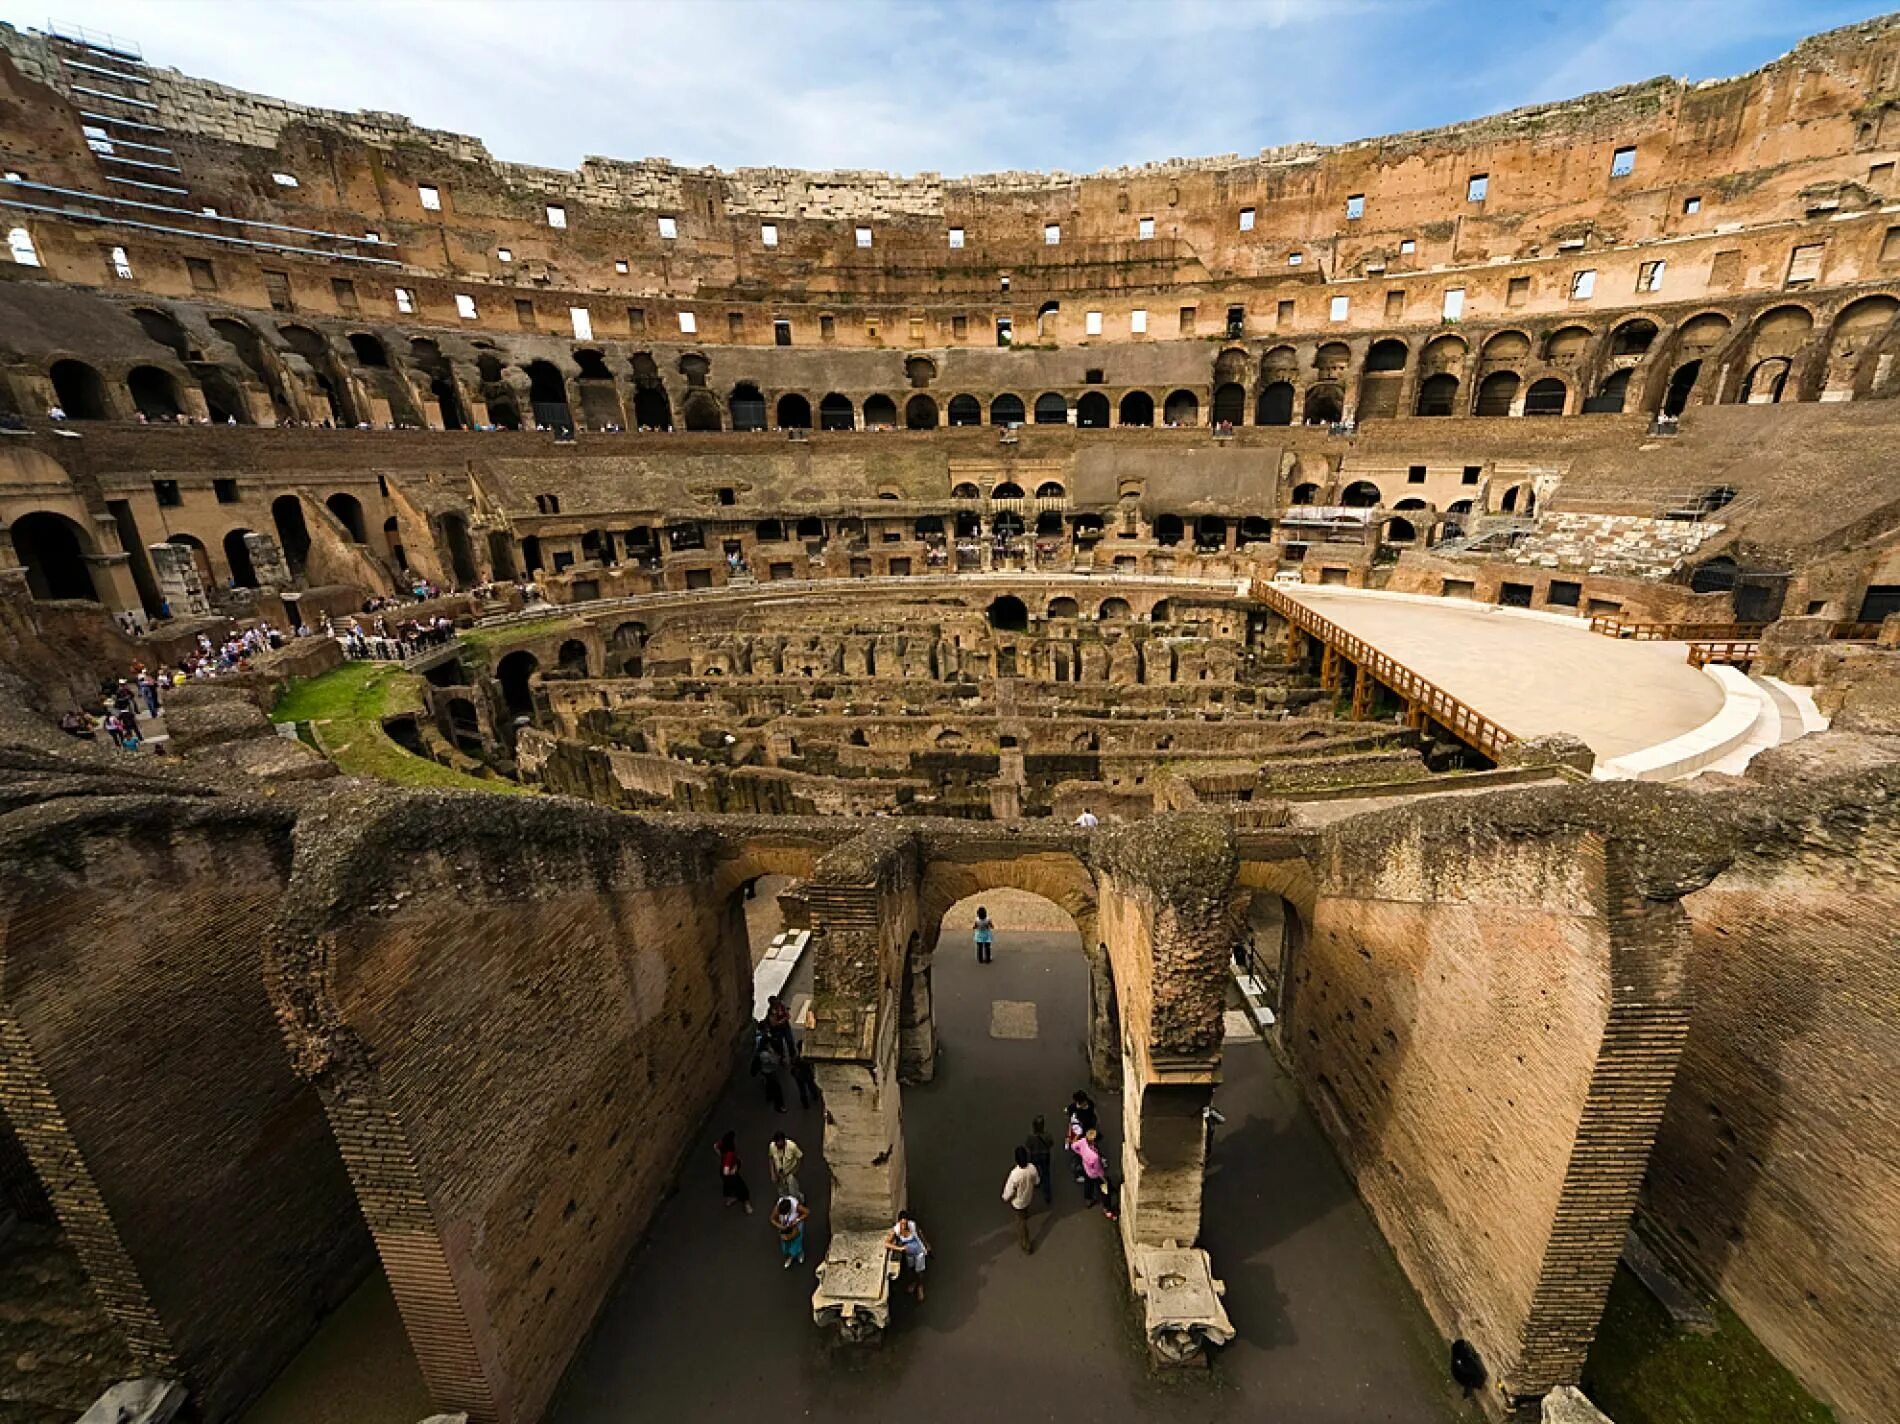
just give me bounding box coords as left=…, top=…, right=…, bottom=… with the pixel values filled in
left=458, top=616, right=586, bottom=653
left=271, top=660, right=524, bottom=793
left=1581, top=1266, right=1835, bottom=1424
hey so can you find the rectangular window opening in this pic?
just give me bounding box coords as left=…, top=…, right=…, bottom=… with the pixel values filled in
left=455, top=293, right=478, bottom=320
left=1085, top=310, right=1103, bottom=335
left=1239, top=207, right=1256, bottom=231
left=1467, top=173, right=1489, bottom=202
left=109, top=244, right=132, bottom=279
left=1442, top=287, right=1465, bottom=320
left=1399, top=238, right=1416, bottom=255
left=1138, top=216, right=1155, bottom=240
left=262, top=269, right=292, bottom=311
left=1786, top=242, right=1825, bottom=287
left=855, top=226, right=873, bottom=248
left=1345, top=194, right=1364, bottom=220
left=570, top=307, right=593, bottom=340
left=761, top=223, right=779, bottom=248
left=546, top=204, right=567, bottom=229
left=1682, top=195, right=1702, bottom=215
left=678, top=310, right=698, bottom=334
left=820, top=313, right=836, bottom=341
left=331, top=277, right=358, bottom=313
left=774, top=319, right=792, bottom=346
left=1637, top=260, right=1666, bottom=293
left=395, top=287, right=415, bottom=314
left=658, top=215, right=677, bottom=240
left=1129, top=308, right=1147, bottom=334
left=1044, top=223, right=1060, bottom=246
left=512, top=298, right=533, bottom=327
left=1178, top=305, right=1197, bottom=334
left=1570, top=269, right=1597, bottom=300
left=948, top=226, right=964, bottom=249
left=1328, top=294, right=1349, bottom=322
left=418, top=184, right=441, bottom=211
left=1610, top=146, right=1636, bottom=178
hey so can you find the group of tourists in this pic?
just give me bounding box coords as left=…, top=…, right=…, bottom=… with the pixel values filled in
left=335, top=612, right=457, bottom=662
left=714, top=996, right=824, bottom=1268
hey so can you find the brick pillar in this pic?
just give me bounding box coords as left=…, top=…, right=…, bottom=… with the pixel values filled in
left=245, top=532, right=292, bottom=588
left=148, top=541, right=211, bottom=616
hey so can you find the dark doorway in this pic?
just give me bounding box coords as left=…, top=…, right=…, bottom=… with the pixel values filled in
left=271, top=495, right=311, bottom=576
left=127, top=366, right=185, bottom=420
left=777, top=394, right=812, bottom=429
left=1256, top=382, right=1294, bottom=425
left=1033, top=393, right=1068, bottom=425
left=947, top=395, right=981, bottom=426
left=326, top=492, right=368, bottom=543
left=731, top=384, right=767, bottom=432
left=987, top=595, right=1028, bottom=632
left=12, top=511, right=97, bottom=600
left=497, top=650, right=539, bottom=720
left=1118, top=391, right=1154, bottom=427
left=905, top=394, right=938, bottom=429
left=1663, top=361, right=1702, bottom=417
left=1211, top=382, right=1246, bottom=426
left=1076, top=392, right=1109, bottom=428
left=50, top=359, right=109, bottom=419
left=820, top=393, right=856, bottom=431
left=439, top=512, right=478, bottom=586
left=989, top=394, right=1025, bottom=426
left=863, top=394, right=897, bottom=427
left=222, top=529, right=259, bottom=587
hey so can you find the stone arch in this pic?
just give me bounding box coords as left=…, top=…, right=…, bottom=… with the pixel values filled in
left=682, top=391, right=722, bottom=432
left=1290, top=482, right=1320, bottom=505
left=1609, top=319, right=1658, bottom=357
left=1076, top=391, right=1110, bottom=428
left=1480, top=330, right=1531, bottom=367
left=947, top=394, right=981, bottom=426
left=131, top=306, right=192, bottom=359
left=1211, top=382, right=1246, bottom=426
left=9, top=510, right=97, bottom=600
left=776, top=393, right=812, bottom=429
left=325, top=492, right=368, bottom=543
left=348, top=332, right=388, bottom=367
left=987, top=595, right=1028, bottom=632
left=1033, top=392, right=1069, bottom=425
left=1524, top=377, right=1569, bottom=417
left=819, top=393, right=856, bottom=431
left=271, top=494, right=312, bottom=577
left=1098, top=596, right=1133, bottom=620
left=905, top=354, right=937, bottom=388
left=905, top=394, right=938, bottom=429
left=1364, top=338, right=1408, bottom=372
left=127, top=365, right=185, bottom=420
left=1303, top=384, right=1344, bottom=423
left=1256, top=382, right=1294, bottom=425
left=1542, top=325, right=1593, bottom=364
left=989, top=393, right=1026, bottom=426
left=1475, top=370, right=1520, bottom=417
left=1421, top=334, right=1468, bottom=371
left=557, top=639, right=589, bottom=675
left=1821, top=294, right=1900, bottom=398
left=1163, top=389, right=1199, bottom=426
left=495, top=650, right=539, bottom=720
left=729, top=382, right=766, bottom=432
left=1663, top=360, right=1703, bottom=417
left=1047, top=596, right=1079, bottom=619
left=49, top=359, right=109, bottom=419
left=1742, top=358, right=1791, bottom=404
left=862, top=394, right=897, bottom=427
left=1341, top=480, right=1382, bottom=508
left=1415, top=373, right=1459, bottom=417
left=217, top=529, right=257, bottom=587
left=1118, top=391, right=1154, bottom=426
left=438, top=511, right=478, bottom=586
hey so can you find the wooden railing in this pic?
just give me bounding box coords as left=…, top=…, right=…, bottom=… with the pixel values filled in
left=1257, top=585, right=1519, bottom=760
left=1589, top=616, right=1770, bottom=641
left=1687, top=640, right=1761, bottom=668
left=1829, top=621, right=1884, bottom=642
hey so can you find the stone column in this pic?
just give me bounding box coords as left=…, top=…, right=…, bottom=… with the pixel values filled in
left=148, top=542, right=211, bottom=617
left=245, top=532, right=292, bottom=588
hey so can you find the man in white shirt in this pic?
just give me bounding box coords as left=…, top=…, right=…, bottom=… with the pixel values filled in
left=1074, top=808, right=1100, bottom=830
left=1002, top=1146, right=1041, bottom=1254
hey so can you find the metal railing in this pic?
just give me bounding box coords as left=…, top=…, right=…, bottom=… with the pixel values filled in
left=1257, top=584, right=1519, bottom=760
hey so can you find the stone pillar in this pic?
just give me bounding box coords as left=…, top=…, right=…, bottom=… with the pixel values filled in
left=246, top=532, right=292, bottom=588
left=898, top=945, right=935, bottom=1083
left=148, top=542, right=211, bottom=617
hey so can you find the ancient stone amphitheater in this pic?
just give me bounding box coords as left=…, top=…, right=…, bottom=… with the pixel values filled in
left=0, top=15, right=1894, bottom=1424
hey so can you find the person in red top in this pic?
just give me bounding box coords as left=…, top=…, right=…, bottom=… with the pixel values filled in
left=715, top=1130, right=753, bottom=1215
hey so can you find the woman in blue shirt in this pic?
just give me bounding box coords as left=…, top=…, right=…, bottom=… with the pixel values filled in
left=973, top=905, right=994, bottom=964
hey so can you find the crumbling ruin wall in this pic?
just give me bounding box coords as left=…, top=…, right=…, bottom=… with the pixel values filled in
left=0, top=794, right=371, bottom=1422
left=1303, top=786, right=1724, bottom=1410
left=1642, top=754, right=1900, bottom=1424
left=267, top=788, right=750, bottom=1424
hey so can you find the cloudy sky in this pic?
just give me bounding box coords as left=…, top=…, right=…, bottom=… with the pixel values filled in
left=3, top=0, right=1889, bottom=176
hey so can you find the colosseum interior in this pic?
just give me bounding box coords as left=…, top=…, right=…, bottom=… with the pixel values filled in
left=0, top=11, right=1896, bottom=1424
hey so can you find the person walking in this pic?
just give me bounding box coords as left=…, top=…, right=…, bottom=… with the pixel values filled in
left=772, top=1195, right=810, bottom=1269
left=765, top=994, right=797, bottom=1060
left=790, top=1053, right=820, bottom=1109
left=1003, top=1147, right=1041, bottom=1253
left=973, top=905, right=994, bottom=964
left=1024, top=1116, right=1055, bottom=1205
left=1077, top=1128, right=1117, bottom=1220
left=716, top=1131, right=753, bottom=1215
left=886, top=1210, right=931, bottom=1301
left=1074, top=807, right=1100, bottom=829
left=768, top=1131, right=803, bottom=1202
left=1065, top=1089, right=1098, bottom=1190
left=752, top=1023, right=787, bottom=1113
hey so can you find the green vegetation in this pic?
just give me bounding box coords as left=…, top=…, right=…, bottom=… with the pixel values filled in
left=458, top=616, right=585, bottom=653
left=271, top=660, right=523, bottom=793
left=1582, top=1266, right=1835, bottom=1424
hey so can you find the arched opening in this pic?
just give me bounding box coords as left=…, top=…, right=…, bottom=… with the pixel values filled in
left=348, top=333, right=388, bottom=367
left=1117, top=391, right=1154, bottom=427
left=271, top=495, right=311, bottom=577
left=1256, top=382, right=1294, bottom=426
left=1358, top=339, right=1409, bottom=419
left=1742, top=358, right=1791, bottom=405
left=488, top=396, right=522, bottom=432
left=633, top=381, right=673, bottom=431
left=525, top=361, right=572, bottom=432
left=1238, top=516, right=1273, bottom=546
left=280, top=324, right=357, bottom=425
left=1154, top=514, right=1184, bottom=547
left=574, top=349, right=612, bottom=381
left=1585, top=368, right=1632, bottom=414
left=682, top=392, right=722, bottom=432
left=1211, top=382, right=1245, bottom=426
left=777, top=393, right=813, bottom=429
left=429, top=373, right=466, bottom=430
left=819, top=393, right=856, bottom=431
left=951, top=483, right=981, bottom=500
left=167, top=533, right=213, bottom=588
left=1302, top=385, right=1343, bottom=424
left=1663, top=360, right=1702, bottom=417
left=1149, top=598, right=1171, bottom=622
left=385, top=518, right=408, bottom=571
left=1033, top=392, right=1069, bottom=425
left=1098, top=596, right=1132, bottom=620
left=947, top=394, right=982, bottom=426
left=198, top=369, right=250, bottom=424
left=1523, top=378, right=1568, bottom=417
left=1194, top=515, right=1227, bottom=551
left=905, top=394, right=938, bottom=429
left=1048, top=596, right=1079, bottom=619
left=730, top=383, right=766, bottom=432
left=218, top=318, right=294, bottom=420
left=862, top=394, right=897, bottom=427
left=49, top=360, right=109, bottom=419
left=1414, top=373, right=1459, bottom=417
left=10, top=511, right=96, bottom=600
left=1290, top=483, right=1319, bottom=505
left=1340, top=480, right=1382, bottom=508
left=987, top=595, right=1028, bottom=632
left=439, top=511, right=478, bottom=586
left=557, top=639, right=590, bottom=675
left=1162, top=389, right=1199, bottom=426
left=1500, top=483, right=1536, bottom=516
left=1609, top=319, right=1658, bottom=357
left=992, top=481, right=1027, bottom=500
left=496, top=650, right=539, bottom=720
left=1474, top=370, right=1520, bottom=417
left=1035, top=481, right=1066, bottom=500
left=989, top=393, right=1026, bottom=427
left=796, top=516, right=824, bottom=540
left=132, top=308, right=192, bottom=359
left=905, top=354, right=938, bottom=388
left=325, top=492, right=368, bottom=543
left=127, top=366, right=184, bottom=420
left=1076, top=391, right=1110, bottom=428
left=1364, top=338, right=1407, bottom=373
left=488, top=531, right=518, bottom=580
left=1542, top=326, right=1593, bottom=364
left=1384, top=517, right=1417, bottom=544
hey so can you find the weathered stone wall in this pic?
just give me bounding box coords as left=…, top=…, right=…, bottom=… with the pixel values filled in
left=0, top=795, right=371, bottom=1422
left=268, top=789, right=749, bottom=1424
left=1302, top=786, right=1720, bottom=1408
left=1643, top=753, right=1900, bottom=1424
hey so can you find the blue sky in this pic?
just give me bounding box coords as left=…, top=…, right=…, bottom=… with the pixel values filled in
left=4, top=0, right=1892, bottom=176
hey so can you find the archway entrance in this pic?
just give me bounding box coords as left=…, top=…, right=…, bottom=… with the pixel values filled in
left=11, top=511, right=97, bottom=600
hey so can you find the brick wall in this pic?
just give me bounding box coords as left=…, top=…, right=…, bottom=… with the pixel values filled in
left=268, top=789, right=749, bottom=1424
left=1644, top=765, right=1900, bottom=1424
left=0, top=796, right=371, bottom=1422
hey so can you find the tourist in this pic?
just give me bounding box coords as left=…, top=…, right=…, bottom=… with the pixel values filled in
left=715, top=1131, right=752, bottom=1214
left=885, top=1210, right=930, bottom=1300
left=752, top=1024, right=788, bottom=1113
left=772, top=1195, right=809, bottom=1269
left=973, top=904, right=994, bottom=964
left=768, top=1131, right=803, bottom=1202
left=764, top=994, right=796, bottom=1059
left=1065, top=1090, right=1098, bottom=1190
left=1074, top=807, right=1100, bottom=829
left=1077, top=1128, right=1115, bottom=1219
left=1024, top=1116, right=1054, bottom=1205
left=790, top=1053, right=820, bottom=1109
left=1002, top=1146, right=1040, bottom=1254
